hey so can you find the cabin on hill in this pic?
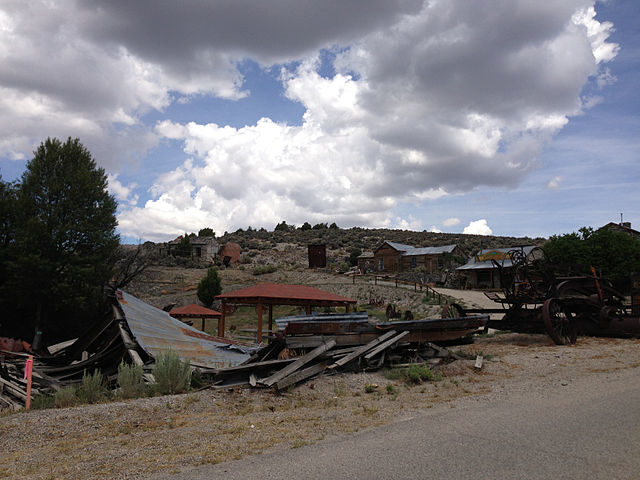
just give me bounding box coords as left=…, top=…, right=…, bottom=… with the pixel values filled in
left=163, top=235, right=220, bottom=264
left=365, top=241, right=460, bottom=274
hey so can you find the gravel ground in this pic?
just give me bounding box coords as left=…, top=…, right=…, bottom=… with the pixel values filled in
left=2, top=332, right=639, bottom=480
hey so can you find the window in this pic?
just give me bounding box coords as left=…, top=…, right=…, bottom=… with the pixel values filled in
left=378, top=258, right=384, bottom=271
left=411, top=257, right=417, bottom=269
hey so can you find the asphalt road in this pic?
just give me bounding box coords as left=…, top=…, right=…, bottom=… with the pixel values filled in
left=153, top=368, right=640, bottom=480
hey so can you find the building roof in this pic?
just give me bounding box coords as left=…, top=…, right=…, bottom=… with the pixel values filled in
left=375, top=240, right=457, bottom=257
left=169, top=304, right=222, bottom=318
left=600, top=222, right=640, bottom=239
left=402, top=244, right=457, bottom=256
left=216, top=283, right=356, bottom=305
left=378, top=241, right=415, bottom=252
left=457, top=245, right=537, bottom=271
left=116, top=291, right=250, bottom=368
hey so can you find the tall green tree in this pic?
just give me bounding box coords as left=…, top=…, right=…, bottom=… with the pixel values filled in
left=6, top=138, right=119, bottom=340
left=544, top=226, right=640, bottom=291
left=197, top=267, right=222, bottom=307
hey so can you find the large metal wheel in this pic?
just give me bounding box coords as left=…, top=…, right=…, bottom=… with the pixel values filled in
left=542, top=298, right=577, bottom=345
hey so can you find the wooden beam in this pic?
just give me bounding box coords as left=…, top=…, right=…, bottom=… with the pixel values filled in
left=276, top=362, right=327, bottom=391
left=329, top=330, right=398, bottom=368
left=259, top=340, right=336, bottom=387
left=257, top=301, right=263, bottom=343
left=219, top=300, right=226, bottom=337
left=363, top=331, right=409, bottom=360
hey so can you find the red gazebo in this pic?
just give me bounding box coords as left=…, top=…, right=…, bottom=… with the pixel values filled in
left=169, top=304, right=222, bottom=332
left=215, top=283, right=357, bottom=342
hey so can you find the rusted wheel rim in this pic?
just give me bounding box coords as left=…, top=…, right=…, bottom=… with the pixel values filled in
left=543, top=298, right=577, bottom=345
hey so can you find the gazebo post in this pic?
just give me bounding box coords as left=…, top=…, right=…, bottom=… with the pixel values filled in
left=346, top=304, right=350, bottom=313
left=219, top=300, right=226, bottom=337
left=257, top=301, right=263, bottom=343
left=268, top=304, right=273, bottom=339
left=305, top=304, right=312, bottom=315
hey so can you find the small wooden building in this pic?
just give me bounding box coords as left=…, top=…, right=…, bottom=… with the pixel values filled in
left=372, top=241, right=459, bottom=274
left=456, top=245, right=536, bottom=289
left=308, top=244, right=327, bottom=268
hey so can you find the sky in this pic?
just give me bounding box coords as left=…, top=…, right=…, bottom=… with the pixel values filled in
left=0, top=0, right=638, bottom=243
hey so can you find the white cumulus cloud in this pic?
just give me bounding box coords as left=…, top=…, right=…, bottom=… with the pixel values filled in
left=463, top=219, right=493, bottom=235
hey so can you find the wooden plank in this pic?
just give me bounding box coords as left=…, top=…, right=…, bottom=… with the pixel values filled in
left=474, top=355, right=484, bottom=370
left=363, top=331, right=409, bottom=360
left=329, top=330, right=398, bottom=369
left=275, top=362, right=327, bottom=391
left=259, top=340, right=336, bottom=387
left=285, top=333, right=379, bottom=349
left=213, top=357, right=297, bottom=374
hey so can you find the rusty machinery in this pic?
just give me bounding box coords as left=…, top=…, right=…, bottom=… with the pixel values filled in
left=444, top=246, right=640, bottom=345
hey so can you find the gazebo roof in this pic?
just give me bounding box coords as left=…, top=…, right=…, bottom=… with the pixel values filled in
left=216, top=283, right=356, bottom=305
left=169, top=304, right=222, bottom=318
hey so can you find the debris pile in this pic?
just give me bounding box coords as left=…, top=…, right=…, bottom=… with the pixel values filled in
left=208, top=312, right=488, bottom=390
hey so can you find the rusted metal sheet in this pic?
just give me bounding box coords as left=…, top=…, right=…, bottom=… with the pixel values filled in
left=116, top=291, right=251, bottom=368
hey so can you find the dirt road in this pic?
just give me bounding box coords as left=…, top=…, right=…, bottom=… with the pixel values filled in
left=153, top=366, right=640, bottom=480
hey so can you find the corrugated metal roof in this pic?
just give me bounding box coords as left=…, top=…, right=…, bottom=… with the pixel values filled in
left=402, top=244, right=457, bottom=256
left=216, top=283, right=356, bottom=303
left=169, top=304, right=222, bottom=317
left=117, top=291, right=251, bottom=368
left=457, top=246, right=537, bottom=271
left=275, top=312, right=369, bottom=330
left=382, top=241, right=415, bottom=252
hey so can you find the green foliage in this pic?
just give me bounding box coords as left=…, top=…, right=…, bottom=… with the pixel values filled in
left=384, top=365, right=442, bottom=385
left=364, top=383, right=377, bottom=393
left=197, top=267, right=222, bottom=307
left=77, top=370, right=106, bottom=404
left=30, top=394, right=55, bottom=410
left=117, top=362, right=147, bottom=399
left=312, top=223, right=328, bottom=230
left=544, top=226, right=640, bottom=290
left=349, top=248, right=362, bottom=267
left=274, top=221, right=291, bottom=232
left=174, top=234, right=192, bottom=257
left=329, top=222, right=339, bottom=229
left=152, top=351, right=191, bottom=395
left=198, top=227, right=215, bottom=237
left=54, top=386, right=79, bottom=408
left=299, top=222, right=312, bottom=231
left=0, top=138, right=119, bottom=340
left=253, top=265, right=278, bottom=275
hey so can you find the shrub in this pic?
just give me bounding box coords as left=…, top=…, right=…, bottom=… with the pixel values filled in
left=253, top=265, right=277, bottom=275
left=31, top=394, right=55, bottom=410
left=197, top=267, right=222, bottom=307
left=384, top=365, right=442, bottom=385
left=405, top=364, right=442, bottom=384
left=117, top=362, right=147, bottom=399
left=77, top=370, right=106, bottom=404
left=54, top=386, right=79, bottom=408
left=152, top=351, right=191, bottom=395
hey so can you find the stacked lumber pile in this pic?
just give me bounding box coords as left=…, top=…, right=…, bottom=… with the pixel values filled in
left=208, top=331, right=459, bottom=391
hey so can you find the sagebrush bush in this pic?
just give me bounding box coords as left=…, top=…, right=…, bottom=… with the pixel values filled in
left=31, top=394, right=55, bottom=410
left=384, top=365, right=442, bottom=385
left=77, top=370, right=106, bottom=404
left=54, top=386, right=79, bottom=408
left=252, top=265, right=277, bottom=275
left=152, top=351, right=191, bottom=395
left=117, top=362, right=147, bottom=399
